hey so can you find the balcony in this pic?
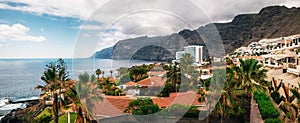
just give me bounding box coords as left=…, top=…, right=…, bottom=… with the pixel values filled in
left=287, top=64, right=300, bottom=75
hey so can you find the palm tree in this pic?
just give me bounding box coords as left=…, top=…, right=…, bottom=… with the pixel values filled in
left=95, top=69, right=101, bottom=80
left=56, top=59, right=70, bottom=110
left=76, top=72, right=104, bottom=122
left=63, top=87, right=84, bottom=123
left=102, top=71, right=105, bottom=78
left=109, top=69, right=113, bottom=77
left=35, top=59, right=70, bottom=123
left=162, top=62, right=181, bottom=93
left=180, top=53, right=194, bottom=74
left=237, top=59, right=268, bottom=96
left=214, top=69, right=237, bottom=123
left=236, top=59, right=268, bottom=121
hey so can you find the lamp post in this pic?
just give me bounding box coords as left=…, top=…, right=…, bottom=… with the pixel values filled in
left=68, top=111, right=70, bottom=123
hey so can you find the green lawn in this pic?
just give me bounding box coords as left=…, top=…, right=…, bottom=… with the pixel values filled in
left=50, top=112, right=77, bottom=123
left=34, top=107, right=52, bottom=120
left=34, top=107, right=77, bottom=123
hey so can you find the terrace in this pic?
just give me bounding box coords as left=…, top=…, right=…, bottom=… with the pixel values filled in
left=267, top=37, right=300, bottom=51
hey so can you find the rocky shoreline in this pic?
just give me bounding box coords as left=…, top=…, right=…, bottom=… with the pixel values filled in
left=0, top=99, right=40, bottom=123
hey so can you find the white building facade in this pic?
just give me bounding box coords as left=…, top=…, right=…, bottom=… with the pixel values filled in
left=175, top=45, right=204, bottom=64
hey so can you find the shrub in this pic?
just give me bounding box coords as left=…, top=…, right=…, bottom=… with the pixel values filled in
left=124, top=98, right=160, bottom=115
left=184, top=106, right=200, bottom=118
left=35, top=114, right=52, bottom=123
left=161, top=104, right=190, bottom=117
left=254, top=91, right=280, bottom=119
left=264, top=118, right=282, bottom=123
left=119, top=73, right=131, bottom=85
left=158, top=104, right=199, bottom=118
left=157, top=86, right=169, bottom=97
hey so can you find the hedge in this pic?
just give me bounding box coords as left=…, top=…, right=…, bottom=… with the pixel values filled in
left=254, top=91, right=280, bottom=120
left=264, top=118, right=282, bottom=123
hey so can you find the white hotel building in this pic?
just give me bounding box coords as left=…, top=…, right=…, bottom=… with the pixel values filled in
left=175, top=45, right=204, bottom=65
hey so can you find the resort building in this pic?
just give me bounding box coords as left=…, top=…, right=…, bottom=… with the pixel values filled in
left=260, top=35, right=300, bottom=52
left=184, top=45, right=203, bottom=64
left=175, top=45, right=204, bottom=65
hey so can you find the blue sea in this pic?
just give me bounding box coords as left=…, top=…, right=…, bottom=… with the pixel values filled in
left=0, top=58, right=154, bottom=118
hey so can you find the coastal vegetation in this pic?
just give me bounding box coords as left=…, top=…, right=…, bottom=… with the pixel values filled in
left=3, top=57, right=295, bottom=123
left=34, top=59, right=75, bottom=123
left=124, top=98, right=160, bottom=115
left=204, top=58, right=269, bottom=122
left=31, top=59, right=91, bottom=123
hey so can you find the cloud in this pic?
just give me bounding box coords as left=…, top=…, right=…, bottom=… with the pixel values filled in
left=72, top=0, right=300, bottom=52
left=0, top=0, right=108, bottom=20
left=2, top=0, right=300, bottom=52
left=0, top=23, right=46, bottom=42
left=78, top=24, right=105, bottom=30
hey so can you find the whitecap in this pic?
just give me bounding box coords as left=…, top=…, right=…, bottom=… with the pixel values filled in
left=0, top=98, right=9, bottom=107
left=12, top=96, right=39, bottom=102
left=0, top=103, right=26, bottom=110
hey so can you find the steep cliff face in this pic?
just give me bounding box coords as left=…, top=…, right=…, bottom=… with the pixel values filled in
left=94, top=6, right=300, bottom=60
left=215, top=6, right=300, bottom=53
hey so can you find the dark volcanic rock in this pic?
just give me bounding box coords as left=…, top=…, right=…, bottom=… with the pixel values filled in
left=93, top=47, right=113, bottom=59
left=131, top=45, right=175, bottom=61
left=94, top=6, right=300, bottom=60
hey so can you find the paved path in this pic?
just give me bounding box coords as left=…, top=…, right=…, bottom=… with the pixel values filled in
left=250, top=96, right=263, bottom=123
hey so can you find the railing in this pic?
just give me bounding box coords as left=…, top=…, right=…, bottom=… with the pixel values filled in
left=287, top=64, right=300, bottom=75
left=288, top=64, right=296, bottom=69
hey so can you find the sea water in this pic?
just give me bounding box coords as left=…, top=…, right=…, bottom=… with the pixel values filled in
left=0, top=58, right=154, bottom=119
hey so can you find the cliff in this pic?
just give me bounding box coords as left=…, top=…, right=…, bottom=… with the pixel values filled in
left=94, top=6, right=300, bottom=61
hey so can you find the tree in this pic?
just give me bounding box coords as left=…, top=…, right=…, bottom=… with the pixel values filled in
left=95, top=69, right=101, bottom=80
left=102, top=71, right=105, bottom=78
left=180, top=53, right=194, bottom=74
left=109, top=69, right=113, bottom=77
left=162, top=62, right=181, bottom=93
left=236, top=59, right=268, bottom=121
left=124, top=98, right=160, bottom=115
left=237, top=59, right=268, bottom=97
left=35, top=58, right=70, bottom=123
left=211, top=69, right=236, bottom=123
left=118, top=73, right=131, bottom=85
left=63, top=87, right=84, bottom=123
left=90, top=74, right=96, bottom=83
left=116, top=67, right=128, bottom=77
left=129, top=67, right=147, bottom=82
left=76, top=72, right=103, bottom=121
left=78, top=71, right=89, bottom=84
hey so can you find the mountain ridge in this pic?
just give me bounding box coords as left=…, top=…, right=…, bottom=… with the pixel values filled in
left=94, top=5, right=300, bottom=61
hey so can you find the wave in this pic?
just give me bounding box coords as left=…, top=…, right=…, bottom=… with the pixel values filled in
left=12, top=96, right=39, bottom=103
left=0, top=103, right=26, bottom=111
left=0, top=96, right=38, bottom=111
left=0, top=98, right=9, bottom=107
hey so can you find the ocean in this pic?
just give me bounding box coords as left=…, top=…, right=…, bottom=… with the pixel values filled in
left=0, top=58, right=154, bottom=119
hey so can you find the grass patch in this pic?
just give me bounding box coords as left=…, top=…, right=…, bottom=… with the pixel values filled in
left=50, top=112, right=77, bottom=123
left=34, top=107, right=52, bottom=120
left=264, top=118, right=283, bottom=123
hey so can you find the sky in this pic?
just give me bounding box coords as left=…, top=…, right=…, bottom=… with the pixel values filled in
left=0, top=0, right=299, bottom=58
